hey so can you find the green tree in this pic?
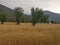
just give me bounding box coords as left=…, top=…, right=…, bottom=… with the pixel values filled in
left=38, top=15, right=48, bottom=23
left=0, top=13, right=6, bottom=24
left=14, top=7, right=24, bottom=25
left=21, top=15, right=25, bottom=23
left=42, top=15, right=48, bottom=23
left=31, top=7, right=44, bottom=26
left=31, top=7, right=36, bottom=26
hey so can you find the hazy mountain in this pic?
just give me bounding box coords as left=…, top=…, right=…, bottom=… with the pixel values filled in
left=44, top=11, right=60, bottom=22
left=0, top=4, right=60, bottom=22
left=0, top=4, right=15, bottom=21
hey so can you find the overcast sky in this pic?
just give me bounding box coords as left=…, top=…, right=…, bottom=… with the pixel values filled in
left=0, top=0, right=60, bottom=14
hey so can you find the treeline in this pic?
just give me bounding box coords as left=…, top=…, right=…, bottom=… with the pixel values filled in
left=0, top=7, right=51, bottom=26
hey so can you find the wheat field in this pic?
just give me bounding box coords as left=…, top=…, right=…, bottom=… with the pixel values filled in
left=0, top=22, right=60, bottom=45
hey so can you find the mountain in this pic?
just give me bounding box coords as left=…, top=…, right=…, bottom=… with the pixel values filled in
left=44, top=11, right=60, bottom=22
left=0, top=4, right=60, bottom=22
left=0, top=4, right=15, bottom=21
left=27, top=11, right=60, bottom=22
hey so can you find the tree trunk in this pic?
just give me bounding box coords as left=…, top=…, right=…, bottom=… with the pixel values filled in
left=1, top=21, right=4, bottom=24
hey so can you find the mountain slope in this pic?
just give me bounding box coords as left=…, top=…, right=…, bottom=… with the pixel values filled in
left=44, top=11, right=60, bottom=22
left=0, top=4, right=60, bottom=22
left=0, top=4, right=15, bottom=21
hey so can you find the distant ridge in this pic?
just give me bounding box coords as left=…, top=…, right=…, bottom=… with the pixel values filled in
left=44, top=11, right=60, bottom=22
left=0, top=4, right=60, bottom=22
left=0, top=4, right=15, bottom=21
left=0, top=4, right=13, bottom=11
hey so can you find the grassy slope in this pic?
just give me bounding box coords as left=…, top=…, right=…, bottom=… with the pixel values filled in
left=0, top=23, right=60, bottom=45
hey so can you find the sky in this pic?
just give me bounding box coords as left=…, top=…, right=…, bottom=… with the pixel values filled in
left=0, top=0, right=60, bottom=14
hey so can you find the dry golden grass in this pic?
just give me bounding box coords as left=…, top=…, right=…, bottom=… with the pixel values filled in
left=0, top=22, right=60, bottom=45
